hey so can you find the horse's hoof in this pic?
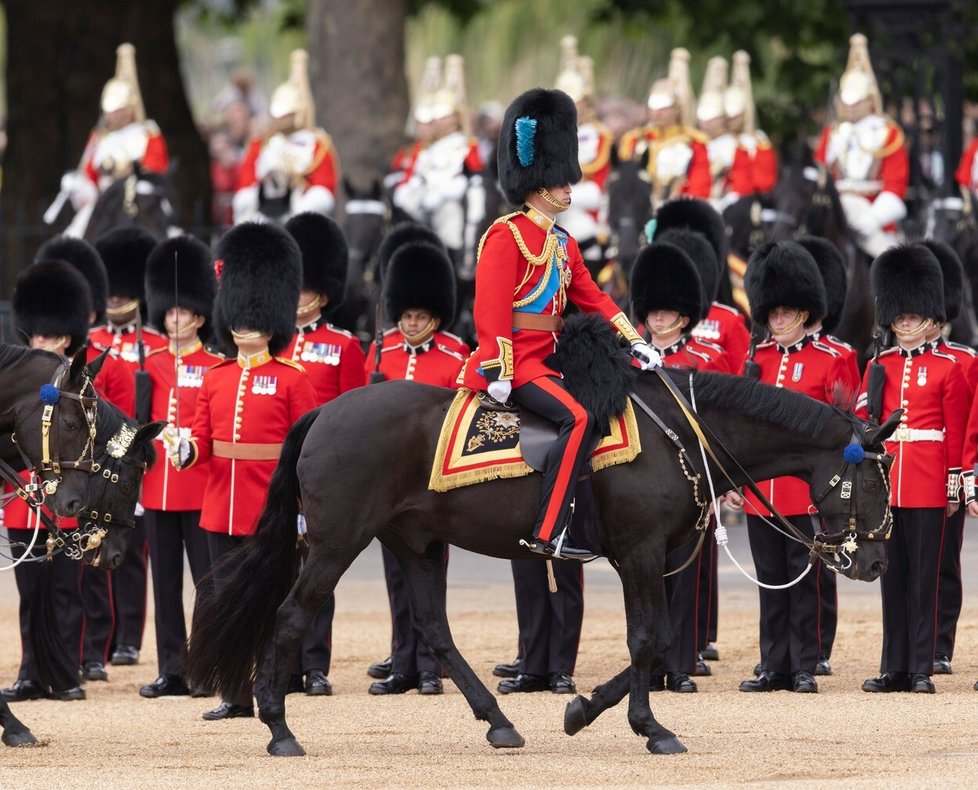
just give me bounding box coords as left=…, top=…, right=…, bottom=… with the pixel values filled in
left=564, top=695, right=590, bottom=736
left=646, top=735, right=687, bottom=755
left=3, top=729, right=38, bottom=748
left=487, top=726, right=525, bottom=749
left=267, top=737, right=306, bottom=757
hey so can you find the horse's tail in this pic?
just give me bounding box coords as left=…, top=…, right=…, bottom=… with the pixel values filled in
left=185, top=407, right=320, bottom=702
left=28, top=562, right=81, bottom=693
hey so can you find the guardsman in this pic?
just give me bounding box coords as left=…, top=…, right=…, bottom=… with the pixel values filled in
left=858, top=245, right=968, bottom=694
left=734, top=241, right=849, bottom=695
left=0, top=261, right=94, bottom=704
left=618, top=48, right=711, bottom=210
left=696, top=56, right=753, bottom=212
left=815, top=34, right=909, bottom=257
left=554, top=36, right=615, bottom=271
left=53, top=44, right=168, bottom=238
left=283, top=212, right=365, bottom=696
left=233, top=50, right=339, bottom=223
left=165, top=222, right=317, bottom=720
left=137, top=235, right=223, bottom=699
left=725, top=51, right=778, bottom=194
left=35, top=236, right=109, bottom=331
left=457, top=87, right=660, bottom=560
left=385, top=56, right=441, bottom=192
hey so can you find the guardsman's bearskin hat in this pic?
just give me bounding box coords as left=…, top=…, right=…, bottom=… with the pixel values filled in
left=653, top=198, right=726, bottom=273
left=284, top=212, right=348, bottom=317
left=871, top=243, right=945, bottom=328
left=13, top=261, right=93, bottom=355
left=795, top=236, right=847, bottom=334
left=498, top=88, right=581, bottom=206
left=377, top=222, right=446, bottom=285
left=95, top=227, right=158, bottom=302
left=654, top=227, right=719, bottom=315
left=145, top=235, right=217, bottom=338
left=384, top=241, right=457, bottom=325
left=745, top=241, right=826, bottom=328
left=35, top=235, right=108, bottom=324
left=213, top=222, right=301, bottom=356
left=916, top=239, right=963, bottom=323
left=630, top=242, right=704, bottom=328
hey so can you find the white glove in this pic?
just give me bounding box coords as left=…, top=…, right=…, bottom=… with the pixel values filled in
left=62, top=171, right=98, bottom=211
left=487, top=380, right=512, bottom=404
left=868, top=191, right=907, bottom=228
left=161, top=425, right=191, bottom=470
left=631, top=341, right=662, bottom=370
left=292, top=185, right=336, bottom=216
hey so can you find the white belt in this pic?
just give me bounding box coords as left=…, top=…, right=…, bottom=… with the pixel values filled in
left=890, top=427, right=944, bottom=443
left=836, top=178, right=883, bottom=195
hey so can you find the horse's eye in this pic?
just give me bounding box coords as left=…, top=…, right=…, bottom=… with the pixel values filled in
left=62, top=418, right=79, bottom=432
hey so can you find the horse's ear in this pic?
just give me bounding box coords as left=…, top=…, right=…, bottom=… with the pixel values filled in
left=370, top=179, right=383, bottom=200
left=135, top=421, right=167, bottom=445
left=863, top=409, right=904, bottom=446
left=86, top=348, right=110, bottom=379
left=639, top=147, right=650, bottom=172
left=609, top=142, right=620, bottom=169
left=343, top=176, right=355, bottom=199
left=69, top=348, right=89, bottom=383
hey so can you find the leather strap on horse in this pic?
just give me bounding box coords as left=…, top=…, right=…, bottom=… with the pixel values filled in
left=512, top=312, right=564, bottom=332
left=213, top=440, right=283, bottom=461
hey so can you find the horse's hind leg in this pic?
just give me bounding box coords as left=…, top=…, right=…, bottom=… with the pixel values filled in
left=400, top=544, right=524, bottom=749
left=1, top=696, right=37, bottom=747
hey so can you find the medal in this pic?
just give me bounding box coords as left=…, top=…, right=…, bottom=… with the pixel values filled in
left=917, top=366, right=927, bottom=387
left=178, top=365, right=205, bottom=388
left=252, top=375, right=278, bottom=395
left=792, top=362, right=804, bottom=382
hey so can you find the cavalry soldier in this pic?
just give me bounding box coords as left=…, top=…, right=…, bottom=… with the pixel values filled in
left=137, top=235, right=223, bottom=699
left=618, top=48, right=711, bottom=210
left=815, top=34, right=909, bottom=258
left=858, top=245, right=968, bottom=694
left=457, top=86, right=660, bottom=560
left=55, top=43, right=168, bottom=238
left=283, top=212, right=365, bottom=697
left=725, top=50, right=777, bottom=194
left=233, top=49, right=340, bottom=223
left=954, top=132, right=978, bottom=198
left=367, top=239, right=463, bottom=696
left=0, top=261, right=94, bottom=704
left=164, top=222, right=317, bottom=720
left=385, top=56, right=441, bottom=192
left=735, top=241, right=848, bottom=695
left=630, top=240, right=724, bottom=693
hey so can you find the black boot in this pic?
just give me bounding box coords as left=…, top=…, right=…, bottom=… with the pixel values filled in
left=524, top=528, right=596, bottom=561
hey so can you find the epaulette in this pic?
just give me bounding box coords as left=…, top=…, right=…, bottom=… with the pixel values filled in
left=143, top=119, right=162, bottom=135
left=382, top=327, right=400, bottom=338
left=754, top=130, right=771, bottom=146
left=943, top=340, right=977, bottom=357
left=711, top=302, right=742, bottom=317
left=811, top=340, right=841, bottom=357
left=826, top=334, right=855, bottom=351
left=438, top=330, right=464, bottom=344
left=301, top=129, right=334, bottom=176
left=435, top=345, right=465, bottom=361
left=274, top=357, right=306, bottom=372
left=930, top=348, right=958, bottom=363
left=145, top=346, right=167, bottom=359
left=143, top=325, right=166, bottom=339
left=203, top=347, right=226, bottom=360
left=211, top=357, right=238, bottom=369
left=476, top=212, right=522, bottom=261
left=324, top=323, right=356, bottom=339
left=755, top=340, right=775, bottom=350
left=687, top=347, right=711, bottom=363
left=696, top=339, right=725, bottom=354
left=879, top=346, right=900, bottom=357
left=682, top=126, right=710, bottom=145
left=876, top=119, right=905, bottom=159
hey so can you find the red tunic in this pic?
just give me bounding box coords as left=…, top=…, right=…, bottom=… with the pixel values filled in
left=955, top=139, right=978, bottom=193
left=660, top=336, right=724, bottom=372
left=743, top=336, right=850, bottom=516
left=89, top=324, right=169, bottom=418
left=140, top=342, right=225, bottom=512
left=937, top=340, right=978, bottom=399
left=284, top=320, right=366, bottom=405
left=237, top=132, right=339, bottom=195
left=617, top=125, right=712, bottom=198
left=856, top=343, right=968, bottom=508
left=374, top=335, right=465, bottom=387
left=815, top=120, right=909, bottom=200
left=691, top=303, right=750, bottom=376
left=82, top=124, right=169, bottom=185
left=811, top=332, right=861, bottom=406
left=186, top=354, right=317, bottom=536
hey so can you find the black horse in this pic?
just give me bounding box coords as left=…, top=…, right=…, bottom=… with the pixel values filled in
left=605, top=157, right=652, bottom=279
left=83, top=171, right=172, bottom=244
left=187, top=325, right=897, bottom=758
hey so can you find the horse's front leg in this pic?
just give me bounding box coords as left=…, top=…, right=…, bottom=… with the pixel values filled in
left=0, top=695, right=37, bottom=747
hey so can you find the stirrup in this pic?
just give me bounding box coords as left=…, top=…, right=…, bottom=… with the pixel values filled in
left=519, top=528, right=597, bottom=562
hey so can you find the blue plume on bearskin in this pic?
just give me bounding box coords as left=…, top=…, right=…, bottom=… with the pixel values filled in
left=284, top=212, right=349, bottom=317
left=795, top=236, right=847, bottom=334
left=13, top=261, right=93, bottom=354
left=653, top=198, right=726, bottom=269
left=515, top=116, right=537, bottom=167
left=36, top=235, right=108, bottom=323
left=383, top=241, right=456, bottom=325
left=376, top=222, right=446, bottom=285
left=745, top=241, right=826, bottom=328
left=630, top=242, right=704, bottom=328
left=871, top=243, right=945, bottom=328
left=95, top=227, right=158, bottom=301
left=145, top=234, right=217, bottom=336
left=917, top=239, right=963, bottom=322
left=654, top=228, right=717, bottom=315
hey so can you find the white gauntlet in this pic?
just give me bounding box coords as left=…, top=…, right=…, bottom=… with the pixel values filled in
left=948, top=468, right=962, bottom=503
left=961, top=470, right=975, bottom=504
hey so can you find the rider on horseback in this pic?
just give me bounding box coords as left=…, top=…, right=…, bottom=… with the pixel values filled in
left=457, top=87, right=661, bottom=561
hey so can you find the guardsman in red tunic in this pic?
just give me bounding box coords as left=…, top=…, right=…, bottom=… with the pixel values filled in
left=234, top=50, right=339, bottom=223
left=34, top=236, right=109, bottom=334
left=954, top=136, right=978, bottom=197
left=0, top=262, right=94, bottom=704
left=618, top=48, right=711, bottom=210
left=857, top=245, right=968, bottom=694
left=166, top=222, right=317, bottom=720
left=735, top=242, right=849, bottom=695
left=282, top=212, right=365, bottom=697
left=815, top=34, right=909, bottom=258
left=725, top=51, right=778, bottom=194
left=457, top=87, right=660, bottom=560
left=137, top=235, right=223, bottom=699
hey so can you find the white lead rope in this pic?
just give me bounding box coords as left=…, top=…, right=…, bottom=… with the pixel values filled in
left=0, top=516, right=42, bottom=573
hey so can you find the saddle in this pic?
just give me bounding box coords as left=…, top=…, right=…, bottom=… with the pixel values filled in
left=474, top=390, right=554, bottom=473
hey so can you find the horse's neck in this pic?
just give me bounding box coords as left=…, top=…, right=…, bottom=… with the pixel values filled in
left=0, top=354, right=57, bottom=428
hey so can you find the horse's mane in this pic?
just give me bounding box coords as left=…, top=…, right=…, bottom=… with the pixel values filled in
left=95, top=399, right=156, bottom=467
left=0, top=344, right=55, bottom=369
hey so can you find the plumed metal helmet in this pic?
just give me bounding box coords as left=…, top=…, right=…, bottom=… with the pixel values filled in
left=871, top=243, right=945, bottom=328
left=630, top=242, right=704, bottom=328
left=383, top=241, right=457, bottom=325
left=795, top=236, right=847, bottom=334
left=655, top=227, right=719, bottom=317
left=745, top=241, right=827, bottom=328
left=145, top=235, right=217, bottom=337
left=917, top=239, right=963, bottom=322
left=653, top=198, right=727, bottom=271
left=13, top=261, right=93, bottom=355
left=284, top=212, right=349, bottom=317
left=95, top=227, right=159, bottom=301
left=35, top=235, right=108, bottom=324
left=213, top=222, right=302, bottom=356
left=376, top=222, right=446, bottom=285
left=497, top=88, right=582, bottom=205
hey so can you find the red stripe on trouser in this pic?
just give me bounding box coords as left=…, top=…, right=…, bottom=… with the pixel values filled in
left=534, top=376, right=590, bottom=541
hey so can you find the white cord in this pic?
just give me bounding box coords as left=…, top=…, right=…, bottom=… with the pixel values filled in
left=0, top=513, right=42, bottom=573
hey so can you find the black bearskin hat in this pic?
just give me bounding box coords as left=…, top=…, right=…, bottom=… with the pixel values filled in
left=655, top=227, right=718, bottom=317
left=498, top=88, right=582, bottom=205
left=284, top=212, right=349, bottom=317
left=745, top=241, right=826, bottom=328
left=871, top=243, right=945, bottom=328
left=630, top=242, right=704, bottom=327
left=95, top=227, right=158, bottom=301
left=145, top=235, right=217, bottom=337
left=35, top=235, right=108, bottom=324
left=13, top=261, right=93, bottom=355
left=384, top=241, right=457, bottom=325
left=653, top=198, right=727, bottom=270
left=795, top=236, right=847, bottom=334
left=213, top=222, right=301, bottom=356
left=376, top=222, right=446, bottom=284
left=917, top=239, right=963, bottom=322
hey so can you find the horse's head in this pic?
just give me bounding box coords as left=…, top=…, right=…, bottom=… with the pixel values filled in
left=343, top=177, right=390, bottom=289
left=606, top=157, right=652, bottom=274
left=807, top=410, right=901, bottom=581
left=771, top=147, right=847, bottom=245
